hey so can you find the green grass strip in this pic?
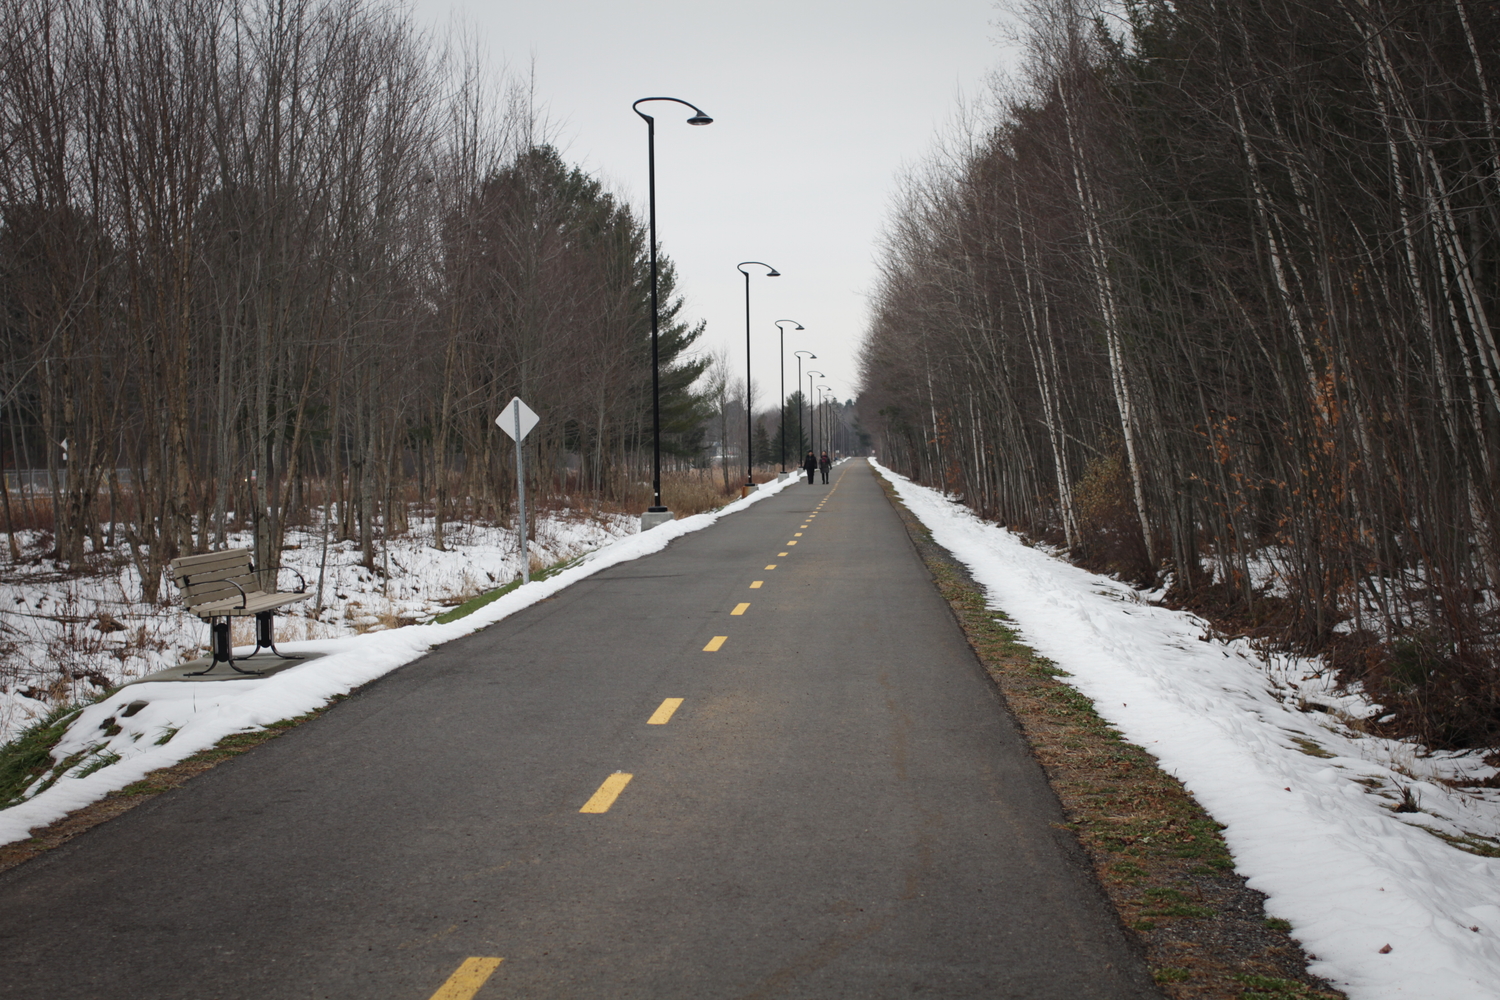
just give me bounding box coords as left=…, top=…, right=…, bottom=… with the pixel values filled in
left=431, top=557, right=583, bottom=625
left=0, top=705, right=86, bottom=808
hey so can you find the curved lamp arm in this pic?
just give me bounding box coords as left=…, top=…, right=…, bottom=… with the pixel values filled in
left=794, top=350, right=817, bottom=360
left=737, top=261, right=780, bottom=277
left=633, top=97, right=714, bottom=125
left=775, top=319, right=804, bottom=332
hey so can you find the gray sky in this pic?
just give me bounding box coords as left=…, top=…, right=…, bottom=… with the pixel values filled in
left=409, top=0, right=1017, bottom=410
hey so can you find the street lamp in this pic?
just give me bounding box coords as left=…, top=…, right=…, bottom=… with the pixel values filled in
left=774, top=320, right=804, bottom=474
left=818, top=385, right=833, bottom=459
left=633, top=97, right=712, bottom=526
left=737, top=261, right=780, bottom=490
left=805, top=370, right=824, bottom=456
left=794, top=351, right=816, bottom=465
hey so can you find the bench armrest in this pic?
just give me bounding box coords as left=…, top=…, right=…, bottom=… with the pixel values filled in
left=247, top=561, right=307, bottom=595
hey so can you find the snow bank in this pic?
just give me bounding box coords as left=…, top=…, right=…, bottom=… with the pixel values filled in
left=873, top=459, right=1500, bottom=1000
left=0, top=476, right=797, bottom=846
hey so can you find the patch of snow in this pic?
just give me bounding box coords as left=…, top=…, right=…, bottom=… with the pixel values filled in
left=873, top=459, right=1500, bottom=1000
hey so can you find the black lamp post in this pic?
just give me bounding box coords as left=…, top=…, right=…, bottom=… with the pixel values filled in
left=794, top=351, right=816, bottom=464
left=805, top=369, right=824, bottom=457
left=818, top=385, right=833, bottom=458
left=633, top=97, right=712, bottom=518
left=774, top=319, right=804, bottom=473
left=737, top=261, right=780, bottom=489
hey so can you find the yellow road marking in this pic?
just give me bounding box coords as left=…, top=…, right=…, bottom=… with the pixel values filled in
left=429, top=957, right=503, bottom=1000
left=704, top=635, right=728, bottom=651
left=765, top=564, right=777, bottom=570
left=580, top=772, right=633, bottom=813
left=787, top=540, right=798, bottom=545
left=750, top=581, right=763, bottom=588
left=731, top=603, right=750, bottom=615
left=778, top=552, right=789, bottom=557
left=648, top=698, right=683, bottom=725
left=794, top=532, right=803, bottom=536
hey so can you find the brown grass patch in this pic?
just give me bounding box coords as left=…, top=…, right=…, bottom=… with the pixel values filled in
left=606, top=468, right=784, bottom=519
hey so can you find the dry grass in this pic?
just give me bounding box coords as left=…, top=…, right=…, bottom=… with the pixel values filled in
left=607, top=468, right=783, bottom=519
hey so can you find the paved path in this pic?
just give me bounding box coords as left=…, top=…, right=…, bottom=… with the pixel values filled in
left=0, top=461, right=1157, bottom=999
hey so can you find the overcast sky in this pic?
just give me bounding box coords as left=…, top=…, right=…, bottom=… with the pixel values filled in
left=408, top=0, right=1019, bottom=410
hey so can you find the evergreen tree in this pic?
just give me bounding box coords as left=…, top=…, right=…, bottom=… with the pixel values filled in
left=751, top=418, right=776, bottom=470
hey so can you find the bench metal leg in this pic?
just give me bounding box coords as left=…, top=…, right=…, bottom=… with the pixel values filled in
left=185, top=619, right=264, bottom=676
left=250, top=611, right=305, bottom=661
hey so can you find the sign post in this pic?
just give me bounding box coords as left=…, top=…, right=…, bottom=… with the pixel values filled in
left=496, top=398, right=540, bottom=582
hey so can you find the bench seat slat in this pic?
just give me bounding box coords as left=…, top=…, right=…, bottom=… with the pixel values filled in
left=191, top=591, right=308, bottom=618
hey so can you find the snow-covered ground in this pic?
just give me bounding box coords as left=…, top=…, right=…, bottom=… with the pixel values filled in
left=0, top=507, right=636, bottom=746
left=873, top=459, right=1500, bottom=1000
left=0, top=476, right=800, bottom=844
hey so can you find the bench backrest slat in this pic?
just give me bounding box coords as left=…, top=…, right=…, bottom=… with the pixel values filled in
left=170, top=549, right=264, bottom=610
left=170, top=548, right=251, bottom=580
left=179, top=573, right=262, bottom=607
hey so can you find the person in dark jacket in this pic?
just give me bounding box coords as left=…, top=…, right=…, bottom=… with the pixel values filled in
left=803, top=450, right=818, bottom=485
left=819, top=451, right=831, bottom=483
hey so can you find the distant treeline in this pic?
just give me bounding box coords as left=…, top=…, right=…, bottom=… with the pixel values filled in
left=858, top=0, right=1500, bottom=745
left=0, top=0, right=710, bottom=597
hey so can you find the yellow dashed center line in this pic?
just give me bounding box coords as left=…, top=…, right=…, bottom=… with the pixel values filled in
left=778, top=552, right=789, bottom=557
left=704, top=635, right=728, bottom=652
left=731, top=603, right=750, bottom=615
left=787, top=540, right=798, bottom=545
left=750, top=581, right=763, bottom=589
left=765, top=564, right=777, bottom=570
left=580, top=773, right=633, bottom=813
left=648, top=698, right=683, bottom=725
left=429, top=957, right=504, bottom=1000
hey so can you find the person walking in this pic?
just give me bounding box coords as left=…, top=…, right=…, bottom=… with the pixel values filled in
left=819, top=451, right=831, bottom=484
left=802, top=450, right=818, bottom=485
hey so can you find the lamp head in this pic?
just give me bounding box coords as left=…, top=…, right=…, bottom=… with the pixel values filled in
left=686, top=113, right=713, bottom=125
left=767, top=269, right=781, bottom=277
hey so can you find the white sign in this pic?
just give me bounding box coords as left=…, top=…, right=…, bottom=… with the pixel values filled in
left=495, top=398, right=539, bottom=442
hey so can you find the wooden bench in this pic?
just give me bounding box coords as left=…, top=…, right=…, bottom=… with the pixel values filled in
left=169, top=548, right=309, bottom=675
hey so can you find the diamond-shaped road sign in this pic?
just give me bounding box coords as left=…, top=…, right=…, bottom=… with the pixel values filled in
left=496, top=397, right=539, bottom=442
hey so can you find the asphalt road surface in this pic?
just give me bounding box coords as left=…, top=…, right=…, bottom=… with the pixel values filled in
left=0, top=461, right=1158, bottom=999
